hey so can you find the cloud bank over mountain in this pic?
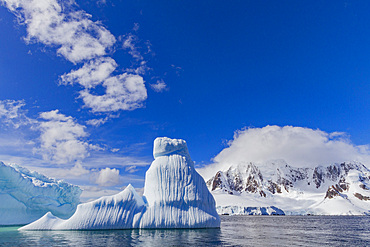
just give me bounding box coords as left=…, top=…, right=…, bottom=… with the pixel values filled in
left=199, top=126, right=370, bottom=179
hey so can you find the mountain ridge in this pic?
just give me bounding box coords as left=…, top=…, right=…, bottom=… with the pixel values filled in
left=206, top=160, right=370, bottom=215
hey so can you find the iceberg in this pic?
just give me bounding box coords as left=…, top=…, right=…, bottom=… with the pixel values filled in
left=20, top=137, right=220, bottom=230
left=0, top=162, right=81, bottom=225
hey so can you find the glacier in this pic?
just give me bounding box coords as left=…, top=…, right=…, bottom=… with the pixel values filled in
left=0, top=162, right=81, bottom=225
left=20, top=137, right=220, bottom=230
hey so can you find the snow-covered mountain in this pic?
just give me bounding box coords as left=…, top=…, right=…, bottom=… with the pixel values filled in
left=21, top=137, right=220, bottom=230
left=205, top=160, right=370, bottom=215
left=0, top=162, right=82, bottom=225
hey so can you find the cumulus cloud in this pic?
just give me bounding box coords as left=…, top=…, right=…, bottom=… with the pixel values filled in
left=95, top=167, right=120, bottom=186
left=0, top=102, right=98, bottom=166
left=1, top=0, right=152, bottom=114
left=35, top=162, right=90, bottom=179
left=150, top=79, right=167, bottom=92
left=0, top=100, right=34, bottom=128
left=60, top=57, right=117, bottom=88
left=0, top=100, right=98, bottom=164
left=1, top=0, right=115, bottom=63
left=199, top=125, right=370, bottom=179
left=36, top=110, right=90, bottom=164
left=0, top=100, right=98, bottom=165
left=79, top=73, right=147, bottom=112
left=60, top=57, right=147, bottom=113
left=67, top=162, right=90, bottom=176
left=0, top=100, right=148, bottom=167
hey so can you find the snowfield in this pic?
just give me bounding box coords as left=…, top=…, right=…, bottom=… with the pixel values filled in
left=203, top=160, right=370, bottom=215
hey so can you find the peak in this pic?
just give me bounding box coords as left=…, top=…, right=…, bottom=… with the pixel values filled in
left=153, top=137, right=189, bottom=159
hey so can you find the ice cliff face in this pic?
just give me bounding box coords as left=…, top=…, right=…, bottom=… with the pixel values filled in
left=21, top=137, right=220, bottom=230
left=206, top=160, right=370, bottom=215
left=0, top=162, right=81, bottom=225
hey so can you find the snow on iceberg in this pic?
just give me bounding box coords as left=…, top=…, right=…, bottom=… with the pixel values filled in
left=0, top=162, right=81, bottom=225
left=20, top=137, right=220, bottom=230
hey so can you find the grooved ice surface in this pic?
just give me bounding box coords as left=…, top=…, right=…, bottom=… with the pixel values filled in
left=0, top=162, right=82, bottom=225
left=20, top=137, right=220, bottom=230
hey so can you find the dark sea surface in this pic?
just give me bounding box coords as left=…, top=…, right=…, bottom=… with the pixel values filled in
left=0, top=216, right=369, bottom=246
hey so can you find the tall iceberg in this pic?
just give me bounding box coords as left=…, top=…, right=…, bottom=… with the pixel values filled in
left=21, top=137, right=220, bottom=230
left=0, top=162, right=81, bottom=225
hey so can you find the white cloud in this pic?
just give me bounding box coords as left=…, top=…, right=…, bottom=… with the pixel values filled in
left=120, top=33, right=151, bottom=76
left=84, top=153, right=150, bottom=169
left=0, top=100, right=24, bottom=119
left=133, top=23, right=140, bottom=32
left=1, top=1, right=166, bottom=114
left=0, top=100, right=151, bottom=167
left=79, top=184, right=144, bottom=202
left=0, top=133, right=42, bottom=167
left=199, top=125, right=370, bottom=179
left=60, top=57, right=117, bottom=88
left=36, top=110, right=90, bottom=164
left=32, top=162, right=90, bottom=179
left=79, top=185, right=121, bottom=202
left=66, top=162, right=90, bottom=176
left=150, top=79, right=167, bottom=92
left=61, top=59, right=148, bottom=113
left=125, top=165, right=138, bottom=173
left=96, top=0, right=107, bottom=6
left=1, top=0, right=115, bottom=63
left=95, top=167, right=120, bottom=186
left=86, top=117, right=108, bottom=127
left=122, top=33, right=143, bottom=61
left=0, top=100, right=100, bottom=165
left=0, top=100, right=34, bottom=128
left=171, top=64, right=183, bottom=76
left=0, top=99, right=150, bottom=200
left=79, top=73, right=147, bottom=112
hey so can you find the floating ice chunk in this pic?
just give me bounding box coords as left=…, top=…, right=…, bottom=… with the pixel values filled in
left=20, top=137, right=220, bottom=230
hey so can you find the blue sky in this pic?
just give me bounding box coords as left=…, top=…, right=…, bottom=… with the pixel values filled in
left=0, top=0, right=369, bottom=200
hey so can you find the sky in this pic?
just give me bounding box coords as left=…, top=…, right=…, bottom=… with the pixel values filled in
left=0, top=0, right=369, bottom=200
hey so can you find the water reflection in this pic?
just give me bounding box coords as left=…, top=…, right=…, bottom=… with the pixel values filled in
left=2, top=216, right=369, bottom=247
left=18, top=228, right=223, bottom=247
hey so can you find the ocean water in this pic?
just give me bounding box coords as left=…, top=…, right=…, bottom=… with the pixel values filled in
left=0, top=216, right=369, bottom=246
